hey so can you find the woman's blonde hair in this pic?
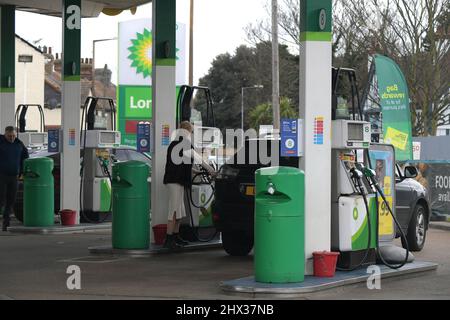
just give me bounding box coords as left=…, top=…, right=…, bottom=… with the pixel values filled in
left=180, top=121, right=193, bottom=132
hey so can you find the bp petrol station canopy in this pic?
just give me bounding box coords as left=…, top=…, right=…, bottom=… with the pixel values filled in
left=0, top=0, right=152, bottom=17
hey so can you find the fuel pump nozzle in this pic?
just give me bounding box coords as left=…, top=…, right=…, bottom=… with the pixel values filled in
left=355, top=162, right=376, bottom=180
left=354, top=163, right=377, bottom=194
left=349, top=167, right=366, bottom=195
left=349, top=167, right=363, bottom=180
left=356, top=162, right=385, bottom=196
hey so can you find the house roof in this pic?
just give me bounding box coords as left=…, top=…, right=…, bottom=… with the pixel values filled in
left=15, top=34, right=46, bottom=55
left=45, top=66, right=116, bottom=109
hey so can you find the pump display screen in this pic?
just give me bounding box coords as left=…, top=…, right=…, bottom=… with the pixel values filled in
left=31, top=134, right=46, bottom=144
left=100, top=132, right=117, bottom=144
left=348, top=123, right=364, bottom=141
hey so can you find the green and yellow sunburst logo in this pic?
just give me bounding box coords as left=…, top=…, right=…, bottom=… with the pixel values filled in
left=128, top=28, right=153, bottom=78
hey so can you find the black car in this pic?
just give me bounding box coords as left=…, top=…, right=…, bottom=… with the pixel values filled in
left=14, top=146, right=151, bottom=222
left=213, top=140, right=430, bottom=256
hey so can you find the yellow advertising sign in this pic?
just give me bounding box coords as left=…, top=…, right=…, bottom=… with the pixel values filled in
left=378, top=196, right=394, bottom=236
left=384, top=127, right=409, bottom=151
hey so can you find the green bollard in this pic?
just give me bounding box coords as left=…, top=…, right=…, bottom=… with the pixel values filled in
left=112, top=161, right=150, bottom=249
left=254, top=166, right=305, bottom=283
left=23, top=157, right=55, bottom=227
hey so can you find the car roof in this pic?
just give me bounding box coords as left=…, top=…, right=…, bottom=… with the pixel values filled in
left=30, top=150, right=58, bottom=158
left=29, top=145, right=147, bottom=159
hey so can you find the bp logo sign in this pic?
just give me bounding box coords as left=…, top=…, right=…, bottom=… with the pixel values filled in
left=119, top=19, right=186, bottom=86
left=127, top=28, right=181, bottom=80
left=128, top=28, right=153, bottom=79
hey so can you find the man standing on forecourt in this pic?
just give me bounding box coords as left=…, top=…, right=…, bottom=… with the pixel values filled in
left=0, top=126, right=29, bottom=231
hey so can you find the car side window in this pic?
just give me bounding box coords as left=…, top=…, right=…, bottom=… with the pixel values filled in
left=128, top=150, right=151, bottom=165
left=114, top=149, right=129, bottom=162
left=395, top=165, right=403, bottom=180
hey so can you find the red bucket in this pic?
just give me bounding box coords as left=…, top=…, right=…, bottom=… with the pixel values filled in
left=153, top=224, right=167, bottom=245
left=60, top=210, right=77, bottom=226
left=313, top=251, right=340, bottom=277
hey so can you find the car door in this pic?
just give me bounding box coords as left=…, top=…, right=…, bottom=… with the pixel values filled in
left=395, top=165, right=413, bottom=233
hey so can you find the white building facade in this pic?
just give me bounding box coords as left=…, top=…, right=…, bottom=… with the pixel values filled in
left=15, top=36, right=45, bottom=132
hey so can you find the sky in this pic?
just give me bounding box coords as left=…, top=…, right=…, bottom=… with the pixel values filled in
left=15, top=0, right=269, bottom=86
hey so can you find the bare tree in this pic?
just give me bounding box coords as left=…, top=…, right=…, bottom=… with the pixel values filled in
left=327, top=0, right=449, bottom=135
left=368, top=0, right=449, bottom=136
left=245, top=0, right=300, bottom=51
left=247, top=0, right=450, bottom=136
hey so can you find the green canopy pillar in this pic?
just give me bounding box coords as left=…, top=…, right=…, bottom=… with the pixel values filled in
left=0, top=5, right=15, bottom=130
left=299, top=0, right=333, bottom=275
left=151, top=0, right=177, bottom=231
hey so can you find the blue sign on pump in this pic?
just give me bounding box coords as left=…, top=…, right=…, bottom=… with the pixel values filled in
left=48, top=129, right=60, bottom=153
left=281, top=119, right=303, bottom=157
left=137, top=122, right=151, bottom=153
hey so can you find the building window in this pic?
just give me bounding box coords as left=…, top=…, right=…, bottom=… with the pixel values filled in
left=446, top=129, right=450, bottom=136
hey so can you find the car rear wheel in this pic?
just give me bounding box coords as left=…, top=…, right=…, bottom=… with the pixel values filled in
left=222, top=230, right=253, bottom=256
left=406, top=203, right=427, bottom=252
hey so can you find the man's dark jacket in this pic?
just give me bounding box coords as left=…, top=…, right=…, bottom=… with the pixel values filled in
left=0, top=135, right=29, bottom=176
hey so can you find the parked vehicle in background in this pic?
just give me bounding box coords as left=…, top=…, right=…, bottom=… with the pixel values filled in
left=395, top=163, right=430, bottom=251
left=14, top=146, right=151, bottom=222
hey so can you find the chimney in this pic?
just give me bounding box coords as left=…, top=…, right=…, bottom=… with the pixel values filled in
left=53, top=55, right=62, bottom=73
left=43, top=45, right=47, bottom=54
left=49, top=47, right=52, bottom=55
left=45, top=59, right=54, bottom=74
left=102, top=64, right=111, bottom=85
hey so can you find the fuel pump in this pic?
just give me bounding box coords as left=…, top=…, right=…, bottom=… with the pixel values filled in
left=15, top=104, right=48, bottom=150
left=331, top=119, right=378, bottom=270
left=176, top=85, right=221, bottom=242
left=188, top=125, right=221, bottom=231
left=331, top=67, right=411, bottom=270
left=79, top=97, right=120, bottom=223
